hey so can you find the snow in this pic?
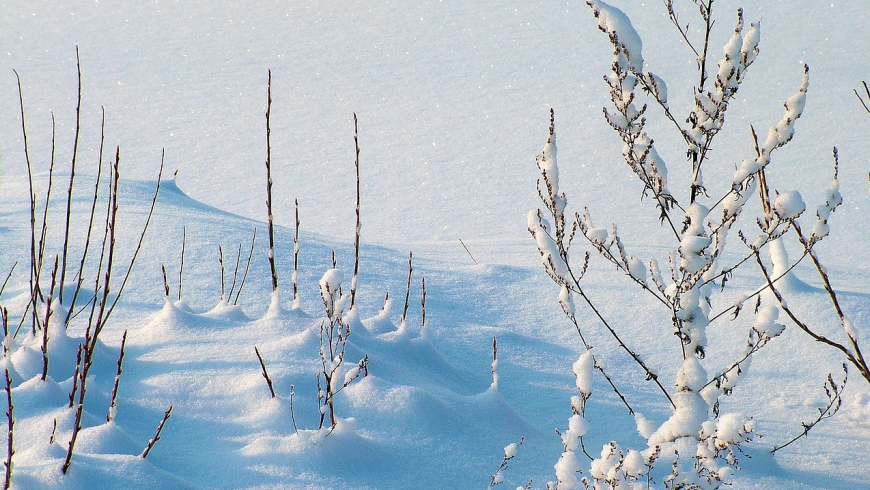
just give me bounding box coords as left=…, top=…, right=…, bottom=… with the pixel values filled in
left=1, top=0, right=870, bottom=489
left=773, top=190, right=806, bottom=220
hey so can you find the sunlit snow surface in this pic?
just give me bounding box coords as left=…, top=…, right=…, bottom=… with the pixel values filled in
left=1, top=0, right=870, bottom=488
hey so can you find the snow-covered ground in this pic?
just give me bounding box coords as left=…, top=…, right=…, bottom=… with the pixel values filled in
left=2, top=0, right=870, bottom=488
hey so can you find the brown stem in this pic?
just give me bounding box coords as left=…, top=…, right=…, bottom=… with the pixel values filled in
left=254, top=346, right=276, bottom=398
left=401, top=252, right=413, bottom=325
left=234, top=228, right=257, bottom=305
left=141, top=405, right=173, bottom=458
left=66, top=106, right=107, bottom=327
left=107, top=330, right=127, bottom=422
left=60, top=47, right=83, bottom=305
left=265, top=70, right=279, bottom=292
left=41, top=257, right=60, bottom=381
left=350, top=114, right=361, bottom=309
left=4, top=369, right=12, bottom=490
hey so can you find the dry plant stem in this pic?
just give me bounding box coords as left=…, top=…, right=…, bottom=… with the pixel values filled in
left=293, top=200, right=300, bottom=305
left=0, top=264, right=16, bottom=301
left=567, top=262, right=674, bottom=408
left=68, top=344, right=82, bottom=408
left=534, top=113, right=672, bottom=408
left=561, top=307, right=635, bottom=413
left=665, top=0, right=700, bottom=58
left=178, top=227, right=186, bottom=301
left=4, top=370, right=12, bottom=490
left=234, top=228, right=257, bottom=305
left=13, top=70, right=39, bottom=338
left=701, top=334, right=770, bottom=392
left=22, top=113, right=58, bottom=337
left=421, top=277, right=427, bottom=330
left=488, top=436, right=524, bottom=489
left=104, top=150, right=165, bottom=322
left=491, top=336, right=497, bottom=385
left=254, top=346, right=276, bottom=398
left=754, top=250, right=870, bottom=383
left=218, top=245, right=226, bottom=302
left=401, top=252, right=413, bottom=324
left=65, top=107, right=107, bottom=326
left=459, top=239, right=478, bottom=265
left=350, top=113, right=361, bottom=309
left=63, top=147, right=121, bottom=475
left=141, top=405, right=172, bottom=459
left=264, top=70, right=279, bottom=292
left=1, top=309, right=7, bottom=358
left=576, top=225, right=669, bottom=308
left=289, top=384, right=299, bottom=434
left=107, top=330, right=127, bottom=422
left=60, top=47, right=83, bottom=305
left=41, top=257, right=60, bottom=381
left=36, top=114, right=58, bottom=296
left=854, top=80, right=870, bottom=114
left=696, top=1, right=714, bottom=93
left=161, top=265, right=170, bottom=297
left=793, top=222, right=870, bottom=382
left=771, top=364, right=847, bottom=453
left=227, top=243, right=242, bottom=301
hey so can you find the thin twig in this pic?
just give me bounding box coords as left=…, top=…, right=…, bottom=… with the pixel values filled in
left=66, top=106, right=107, bottom=327
left=854, top=81, right=870, bottom=114
left=420, top=277, right=427, bottom=332
left=178, top=227, right=186, bottom=301
left=104, top=150, right=165, bottom=322
left=459, top=239, right=478, bottom=265
left=218, top=245, right=225, bottom=303
left=234, top=228, right=257, bottom=305
left=265, top=70, right=279, bottom=292
left=227, top=243, right=243, bottom=302
left=289, top=383, right=299, bottom=434
left=41, top=257, right=59, bottom=381
left=60, top=46, right=83, bottom=305
left=293, top=200, right=300, bottom=306
left=401, top=252, right=413, bottom=325
left=771, top=364, right=847, bottom=453
left=13, top=70, right=39, bottom=339
left=141, top=405, right=173, bottom=458
left=254, top=347, right=276, bottom=398
left=350, top=113, right=361, bottom=310
left=68, top=343, right=82, bottom=408
left=161, top=265, right=170, bottom=297
left=0, top=264, right=16, bottom=301
left=4, top=369, right=12, bottom=490
left=107, top=330, right=127, bottom=422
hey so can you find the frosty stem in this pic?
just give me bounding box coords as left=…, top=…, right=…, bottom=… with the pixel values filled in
left=107, top=330, right=128, bottom=422
left=264, top=70, right=279, bottom=293
left=3, top=369, right=12, bottom=490
left=141, top=405, right=172, bottom=459
left=350, top=113, right=361, bottom=310
left=59, top=46, right=83, bottom=306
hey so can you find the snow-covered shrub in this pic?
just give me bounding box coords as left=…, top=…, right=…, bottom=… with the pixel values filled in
left=316, top=267, right=369, bottom=431
left=528, top=1, right=862, bottom=487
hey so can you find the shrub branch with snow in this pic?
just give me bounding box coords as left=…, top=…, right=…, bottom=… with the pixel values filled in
left=528, top=1, right=867, bottom=488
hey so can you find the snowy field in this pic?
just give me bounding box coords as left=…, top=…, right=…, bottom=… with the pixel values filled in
left=1, top=0, right=870, bottom=488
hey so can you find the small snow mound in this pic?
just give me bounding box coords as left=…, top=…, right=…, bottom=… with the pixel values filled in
left=343, top=375, right=414, bottom=413
left=202, top=301, right=251, bottom=322
left=773, top=190, right=806, bottom=219
left=240, top=417, right=362, bottom=456
left=75, top=421, right=141, bottom=455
